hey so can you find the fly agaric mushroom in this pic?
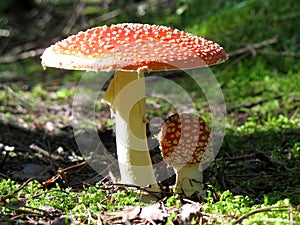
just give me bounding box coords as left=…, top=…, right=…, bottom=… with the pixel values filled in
left=158, top=113, right=211, bottom=197
left=41, top=23, right=227, bottom=192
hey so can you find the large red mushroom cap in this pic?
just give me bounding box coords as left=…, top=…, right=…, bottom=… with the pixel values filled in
left=159, top=113, right=210, bottom=166
left=41, top=23, right=227, bottom=72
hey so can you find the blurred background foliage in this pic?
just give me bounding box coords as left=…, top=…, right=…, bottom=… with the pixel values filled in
left=0, top=0, right=299, bottom=86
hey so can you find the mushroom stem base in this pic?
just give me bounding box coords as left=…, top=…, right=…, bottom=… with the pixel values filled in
left=173, top=164, right=205, bottom=197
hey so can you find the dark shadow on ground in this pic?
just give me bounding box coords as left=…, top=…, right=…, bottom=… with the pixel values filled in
left=207, top=128, right=300, bottom=205
left=0, top=121, right=118, bottom=187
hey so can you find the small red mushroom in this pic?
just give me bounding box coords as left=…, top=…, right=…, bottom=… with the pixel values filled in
left=41, top=23, right=227, bottom=193
left=158, top=113, right=211, bottom=197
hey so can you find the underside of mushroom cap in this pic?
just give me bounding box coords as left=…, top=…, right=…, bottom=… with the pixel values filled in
left=41, top=23, right=228, bottom=72
left=159, top=113, right=210, bottom=166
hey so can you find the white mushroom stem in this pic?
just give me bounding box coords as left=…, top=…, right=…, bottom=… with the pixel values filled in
left=103, top=70, right=159, bottom=191
left=173, top=164, right=205, bottom=197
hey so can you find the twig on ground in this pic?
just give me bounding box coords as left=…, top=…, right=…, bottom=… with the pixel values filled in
left=224, top=36, right=278, bottom=69
left=0, top=119, right=31, bottom=134
left=29, top=144, right=64, bottom=161
left=1, top=84, right=31, bottom=106
left=200, top=211, right=236, bottom=222
left=62, top=0, right=86, bottom=35
left=0, top=177, right=36, bottom=202
left=224, top=51, right=251, bottom=70
left=101, top=182, right=162, bottom=200
left=228, top=36, right=278, bottom=57
left=0, top=149, right=9, bottom=169
left=0, top=48, right=45, bottom=63
left=289, top=107, right=299, bottom=121
left=292, top=97, right=300, bottom=102
left=0, top=172, right=10, bottom=179
left=234, top=206, right=291, bottom=224
left=289, top=205, right=294, bottom=224
left=93, top=0, right=168, bottom=24
left=247, top=218, right=297, bottom=225
left=9, top=205, right=53, bottom=222
left=59, top=160, right=87, bottom=172
left=227, top=94, right=282, bottom=113
left=259, top=50, right=300, bottom=58
left=275, top=11, right=300, bottom=22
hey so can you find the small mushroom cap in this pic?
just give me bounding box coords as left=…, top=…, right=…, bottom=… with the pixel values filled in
left=159, top=113, right=210, bottom=166
left=41, top=23, right=227, bottom=72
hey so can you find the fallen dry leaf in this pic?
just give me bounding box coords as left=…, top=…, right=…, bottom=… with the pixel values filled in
left=140, top=203, right=169, bottom=222
left=180, top=202, right=202, bottom=223
left=105, top=206, right=141, bottom=222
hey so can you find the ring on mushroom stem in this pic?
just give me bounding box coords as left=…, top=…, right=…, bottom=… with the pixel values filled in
left=158, top=113, right=211, bottom=197
left=40, top=23, right=227, bottom=194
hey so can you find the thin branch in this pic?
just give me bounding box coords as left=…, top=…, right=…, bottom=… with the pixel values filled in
left=289, top=107, right=299, bottom=121
left=228, top=36, right=278, bottom=57
left=62, top=0, right=86, bottom=35
left=259, top=49, right=300, bottom=58
left=0, top=48, right=45, bottom=63
left=275, top=11, right=300, bottom=22
left=227, top=94, right=283, bottom=113
left=1, top=84, right=31, bottom=105
left=0, top=172, right=10, bottom=179
left=224, top=52, right=250, bottom=70
left=247, top=218, right=297, bottom=224
left=0, top=177, right=36, bottom=202
left=0, top=119, right=31, bottom=134
left=234, top=206, right=290, bottom=224
left=93, top=0, right=167, bottom=24
left=29, top=144, right=64, bottom=161
left=60, top=160, right=87, bottom=172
